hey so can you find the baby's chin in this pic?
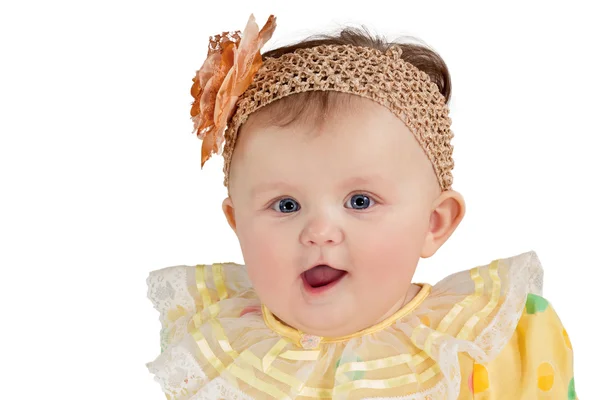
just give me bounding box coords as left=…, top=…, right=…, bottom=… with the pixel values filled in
left=269, top=288, right=379, bottom=338
left=279, top=305, right=363, bottom=338
left=256, top=272, right=414, bottom=337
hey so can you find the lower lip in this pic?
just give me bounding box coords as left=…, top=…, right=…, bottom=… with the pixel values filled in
left=301, top=271, right=348, bottom=295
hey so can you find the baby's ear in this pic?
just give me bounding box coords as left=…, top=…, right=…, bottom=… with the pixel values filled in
left=222, top=197, right=237, bottom=233
left=421, top=190, right=466, bottom=258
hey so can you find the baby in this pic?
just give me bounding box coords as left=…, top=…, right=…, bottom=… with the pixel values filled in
left=146, top=14, right=576, bottom=400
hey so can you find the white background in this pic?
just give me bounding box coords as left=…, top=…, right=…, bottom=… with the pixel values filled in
left=1, top=0, right=597, bottom=398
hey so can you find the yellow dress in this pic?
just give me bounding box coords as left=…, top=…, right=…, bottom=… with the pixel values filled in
left=146, top=251, right=576, bottom=399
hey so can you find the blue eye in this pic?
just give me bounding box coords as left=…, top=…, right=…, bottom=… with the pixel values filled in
left=273, top=198, right=300, bottom=213
left=346, top=194, right=372, bottom=210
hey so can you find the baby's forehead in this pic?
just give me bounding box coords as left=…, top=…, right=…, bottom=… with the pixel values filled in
left=233, top=131, right=434, bottom=195
left=240, top=101, right=423, bottom=160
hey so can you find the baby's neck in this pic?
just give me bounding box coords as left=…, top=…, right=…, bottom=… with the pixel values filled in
left=278, top=283, right=424, bottom=338
left=373, top=283, right=422, bottom=326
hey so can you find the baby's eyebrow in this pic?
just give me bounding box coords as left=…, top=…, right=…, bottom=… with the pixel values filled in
left=251, top=175, right=386, bottom=197
left=333, top=174, right=394, bottom=191
left=340, top=175, right=386, bottom=188
left=251, top=181, right=295, bottom=197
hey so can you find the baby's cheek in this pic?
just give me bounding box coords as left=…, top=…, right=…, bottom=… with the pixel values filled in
left=242, top=229, right=286, bottom=266
left=358, top=229, right=421, bottom=280
left=239, top=225, right=294, bottom=290
left=364, top=228, right=417, bottom=257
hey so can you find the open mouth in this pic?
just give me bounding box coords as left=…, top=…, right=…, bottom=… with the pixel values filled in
left=301, top=264, right=347, bottom=293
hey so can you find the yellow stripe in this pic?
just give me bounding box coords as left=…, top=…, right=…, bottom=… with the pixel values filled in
left=228, top=363, right=292, bottom=400
left=204, top=328, right=308, bottom=395
left=238, top=350, right=305, bottom=390
left=192, top=312, right=202, bottom=328
left=336, top=353, right=416, bottom=373
left=332, top=360, right=441, bottom=395
left=212, top=263, right=228, bottom=301
left=195, top=264, right=212, bottom=309
left=279, top=350, right=320, bottom=361
left=332, top=364, right=440, bottom=394
left=333, top=372, right=417, bottom=392
left=210, top=319, right=238, bottom=359
left=436, top=267, right=484, bottom=332
left=298, top=386, right=333, bottom=398
left=419, top=364, right=441, bottom=383
left=410, top=351, right=427, bottom=366
left=423, top=331, right=443, bottom=355
left=192, top=303, right=221, bottom=328
left=190, top=328, right=225, bottom=373
left=262, top=338, right=289, bottom=371
left=435, top=304, right=462, bottom=333
left=457, top=261, right=501, bottom=340
left=192, top=317, right=316, bottom=396
left=209, top=302, right=221, bottom=319
left=193, top=333, right=310, bottom=396
left=471, top=266, right=485, bottom=295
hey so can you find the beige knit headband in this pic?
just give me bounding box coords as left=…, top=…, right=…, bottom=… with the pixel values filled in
left=190, top=14, right=454, bottom=191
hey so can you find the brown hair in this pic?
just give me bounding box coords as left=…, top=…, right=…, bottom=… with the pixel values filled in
left=244, top=26, right=452, bottom=129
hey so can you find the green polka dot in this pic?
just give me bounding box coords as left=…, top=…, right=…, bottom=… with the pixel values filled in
left=335, top=355, right=365, bottom=381
left=568, top=377, right=577, bottom=400
left=526, top=293, right=549, bottom=314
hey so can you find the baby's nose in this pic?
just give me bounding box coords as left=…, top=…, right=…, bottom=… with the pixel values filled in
left=299, top=216, right=344, bottom=246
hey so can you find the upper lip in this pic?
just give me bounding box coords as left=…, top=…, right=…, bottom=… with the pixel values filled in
left=303, top=259, right=344, bottom=273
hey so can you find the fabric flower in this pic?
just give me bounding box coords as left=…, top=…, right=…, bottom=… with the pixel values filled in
left=190, top=14, right=277, bottom=167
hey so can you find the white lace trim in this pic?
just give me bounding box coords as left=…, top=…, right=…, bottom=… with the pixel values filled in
left=147, top=265, right=197, bottom=352
left=146, top=341, right=207, bottom=399
left=192, top=377, right=255, bottom=400
left=471, top=251, right=543, bottom=360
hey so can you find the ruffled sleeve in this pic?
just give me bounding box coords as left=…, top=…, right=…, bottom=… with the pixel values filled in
left=386, top=250, right=546, bottom=399
left=146, top=262, right=253, bottom=352
left=145, top=262, right=259, bottom=399
left=469, top=295, right=577, bottom=399
left=146, top=263, right=244, bottom=350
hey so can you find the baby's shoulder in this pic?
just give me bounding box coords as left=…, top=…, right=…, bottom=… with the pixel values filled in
left=146, top=262, right=253, bottom=324
left=146, top=262, right=256, bottom=353
left=416, top=251, right=544, bottom=356
left=430, top=250, right=544, bottom=307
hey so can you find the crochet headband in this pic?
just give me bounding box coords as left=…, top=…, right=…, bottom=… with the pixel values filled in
left=190, top=14, right=455, bottom=191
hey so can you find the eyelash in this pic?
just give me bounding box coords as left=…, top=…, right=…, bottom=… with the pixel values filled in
left=268, top=193, right=378, bottom=213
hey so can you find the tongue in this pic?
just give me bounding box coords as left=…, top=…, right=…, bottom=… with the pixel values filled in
left=304, top=265, right=345, bottom=288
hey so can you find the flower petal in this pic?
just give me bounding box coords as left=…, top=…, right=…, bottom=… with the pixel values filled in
left=257, top=15, right=277, bottom=48
left=201, top=128, right=216, bottom=167
left=190, top=75, right=200, bottom=99
left=191, top=53, right=221, bottom=116
left=233, top=52, right=263, bottom=96
left=212, top=42, right=238, bottom=124
left=233, top=15, right=277, bottom=96
left=193, top=14, right=277, bottom=167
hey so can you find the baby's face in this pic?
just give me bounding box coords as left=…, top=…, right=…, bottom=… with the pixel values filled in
left=224, top=97, right=442, bottom=337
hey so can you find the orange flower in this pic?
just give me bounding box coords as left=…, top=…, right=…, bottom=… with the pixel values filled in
left=190, top=14, right=277, bottom=167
